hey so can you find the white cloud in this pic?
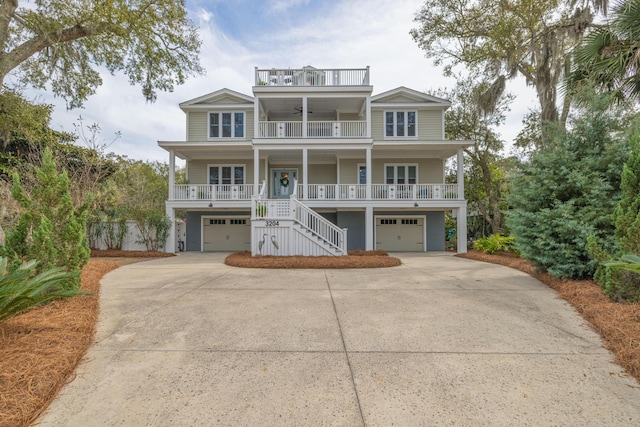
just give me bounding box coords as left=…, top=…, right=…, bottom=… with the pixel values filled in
left=40, top=0, right=538, bottom=163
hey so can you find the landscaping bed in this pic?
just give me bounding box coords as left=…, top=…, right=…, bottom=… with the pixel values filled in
left=225, top=250, right=401, bottom=268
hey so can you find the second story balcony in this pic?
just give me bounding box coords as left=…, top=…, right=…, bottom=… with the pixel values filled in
left=255, top=66, right=370, bottom=87
left=258, top=120, right=367, bottom=138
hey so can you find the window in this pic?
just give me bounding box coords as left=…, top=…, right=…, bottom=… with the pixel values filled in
left=358, top=164, right=367, bottom=185
left=209, top=165, right=245, bottom=185
left=209, top=112, right=244, bottom=138
left=385, top=111, right=416, bottom=137
left=380, top=219, right=397, bottom=225
left=385, top=165, right=417, bottom=185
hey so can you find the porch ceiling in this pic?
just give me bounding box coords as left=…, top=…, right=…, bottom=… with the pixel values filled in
left=259, top=97, right=366, bottom=120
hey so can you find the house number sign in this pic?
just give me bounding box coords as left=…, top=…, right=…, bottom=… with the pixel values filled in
left=265, top=220, right=280, bottom=226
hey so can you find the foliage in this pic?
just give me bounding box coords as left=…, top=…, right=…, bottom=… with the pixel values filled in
left=0, top=257, right=81, bottom=322
left=590, top=134, right=640, bottom=302
left=411, top=0, right=605, bottom=133
left=0, top=0, right=203, bottom=108
left=613, top=134, right=640, bottom=254
left=473, top=234, right=518, bottom=255
left=1, top=148, right=90, bottom=289
left=567, top=0, right=640, bottom=104
left=436, top=77, right=512, bottom=235
left=507, top=95, right=633, bottom=279
left=132, top=210, right=171, bottom=251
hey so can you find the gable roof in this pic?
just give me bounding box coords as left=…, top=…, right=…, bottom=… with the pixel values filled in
left=371, top=86, right=451, bottom=107
left=179, top=89, right=254, bottom=110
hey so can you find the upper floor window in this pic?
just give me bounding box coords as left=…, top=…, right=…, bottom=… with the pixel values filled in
left=385, top=111, right=416, bottom=137
left=209, top=112, right=244, bottom=138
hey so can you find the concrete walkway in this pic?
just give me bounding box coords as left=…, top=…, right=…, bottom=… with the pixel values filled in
left=39, top=253, right=640, bottom=426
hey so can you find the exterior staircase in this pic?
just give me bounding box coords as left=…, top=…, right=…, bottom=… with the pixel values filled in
left=251, top=182, right=347, bottom=256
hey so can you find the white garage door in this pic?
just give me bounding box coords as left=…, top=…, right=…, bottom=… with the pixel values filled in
left=376, top=217, right=424, bottom=252
left=202, top=218, right=250, bottom=251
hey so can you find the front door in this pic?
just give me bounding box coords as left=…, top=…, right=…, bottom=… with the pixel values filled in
left=272, top=169, right=297, bottom=199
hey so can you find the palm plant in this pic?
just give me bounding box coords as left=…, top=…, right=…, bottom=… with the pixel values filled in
left=567, top=0, right=640, bottom=103
left=0, top=257, right=82, bottom=323
left=605, top=253, right=640, bottom=273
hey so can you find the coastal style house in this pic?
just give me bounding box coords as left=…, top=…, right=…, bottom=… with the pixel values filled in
left=159, top=66, right=472, bottom=255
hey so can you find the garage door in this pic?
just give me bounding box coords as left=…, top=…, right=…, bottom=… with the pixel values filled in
left=203, top=218, right=250, bottom=251
left=376, top=217, right=424, bottom=252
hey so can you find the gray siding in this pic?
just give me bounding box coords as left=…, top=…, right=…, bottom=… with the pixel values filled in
left=187, top=159, right=255, bottom=184
left=371, top=109, right=443, bottom=141
left=308, top=164, right=337, bottom=184
left=337, top=211, right=366, bottom=250
left=426, top=211, right=445, bottom=251
left=187, top=110, right=254, bottom=141
left=339, top=159, right=444, bottom=184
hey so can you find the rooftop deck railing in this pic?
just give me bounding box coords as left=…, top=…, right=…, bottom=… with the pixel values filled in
left=255, top=67, right=370, bottom=87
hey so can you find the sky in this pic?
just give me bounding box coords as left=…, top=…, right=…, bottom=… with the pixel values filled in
left=35, top=0, right=537, bottom=164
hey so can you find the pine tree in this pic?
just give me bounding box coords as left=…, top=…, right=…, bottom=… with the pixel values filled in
left=1, top=148, right=90, bottom=289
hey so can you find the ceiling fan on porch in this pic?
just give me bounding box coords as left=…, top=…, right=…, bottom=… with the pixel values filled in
left=292, top=106, right=313, bottom=115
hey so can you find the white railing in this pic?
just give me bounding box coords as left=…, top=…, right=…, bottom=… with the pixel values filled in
left=173, top=183, right=460, bottom=201
left=259, top=121, right=303, bottom=138
left=291, top=196, right=347, bottom=255
left=299, top=184, right=459, bottom=200
left=255, top=67, right=369, bottom=87
left=173, top=184, right=255, bottom=201
left=258, top=121, right=367, bottom=138
left=252, top=198, right=292, bottom=219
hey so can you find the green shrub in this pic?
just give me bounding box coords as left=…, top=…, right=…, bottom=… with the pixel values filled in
left=598, top=255, right=640, bottom=302
left=473, top=234, right=518, bottom=255
left=0, top=257, right=82, bottom=322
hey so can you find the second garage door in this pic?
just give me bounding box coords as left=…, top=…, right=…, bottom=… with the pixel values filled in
left=375, top=217, right=425, bottom=252
left=202, top=217, right=250, bottom=251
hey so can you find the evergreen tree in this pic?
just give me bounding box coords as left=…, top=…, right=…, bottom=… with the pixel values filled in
left=613, top=134, right=640, bottom=254
left=507, top=97, right=631, bottom=279
left=1, top=148, right=90, bottom=289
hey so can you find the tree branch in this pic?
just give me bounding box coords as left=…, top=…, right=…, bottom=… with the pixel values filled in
left=0, top=0, right=18, bottom=56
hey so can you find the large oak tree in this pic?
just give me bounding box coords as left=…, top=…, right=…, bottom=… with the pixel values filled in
left=411, top=0, right=607, bottom=138
left=0, top=0, right=202, bottom=109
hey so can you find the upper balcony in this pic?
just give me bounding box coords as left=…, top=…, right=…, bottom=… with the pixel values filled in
left=255, top=67, right=370, bottom=87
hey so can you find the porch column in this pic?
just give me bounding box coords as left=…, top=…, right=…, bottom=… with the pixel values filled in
left=165, top=205, right=175, bottom=253
left=457, top=148, right=464, bottom=200
left=457, top=204, right=467, bottom=254
left=366, top=96, right=372, bottom=138
left=168, top=150, right=175, bottom=200
left=253, top=148, right=260, bottom=195
left=302, top=148, right=308, bottom=200
left=365, top=147, right=372, bottom=199
left=254, top=94, right=260, bottom=138
left=302, top=96, right=308, bottom=138
left=365, top=206, right=374, bottom=250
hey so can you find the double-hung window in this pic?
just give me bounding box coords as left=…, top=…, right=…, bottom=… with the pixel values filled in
left=209, top=112, right=244, bottom=138
left=385, top=164, right=417, bottom=185
left=209, top=165, right=245, bottom=185
left=385, top=111, right=416, bottom=137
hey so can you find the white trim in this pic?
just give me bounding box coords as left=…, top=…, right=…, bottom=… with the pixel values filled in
left=200, top=215, right=251, bottom=252
left=207, top=164, right=247, bottom=185
left=208, top=111, right=246, bottom=139
left=371, top=86, right=451, bottom=105
left=383, top=110, right=418, bottom=139
left=374, top=214, right=427, bottom=252
left=383, top=163, right=419, bottom=185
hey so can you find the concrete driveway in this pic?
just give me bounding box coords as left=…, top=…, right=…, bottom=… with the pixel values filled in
left=39, top=253, right=640, bottom=426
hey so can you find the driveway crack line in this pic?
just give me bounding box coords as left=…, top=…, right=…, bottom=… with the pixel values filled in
left=324, top=270, right=366, bottom=427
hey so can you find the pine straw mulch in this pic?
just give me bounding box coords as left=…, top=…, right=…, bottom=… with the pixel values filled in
left=0, top=252, right=170, bottom=427
left=458, top=250, right=640, bottom=383
left=225, top=250, right=402, bottom=269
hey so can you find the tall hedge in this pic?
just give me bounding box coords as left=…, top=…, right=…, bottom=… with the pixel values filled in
left=507, top=105, right=630, bottom=279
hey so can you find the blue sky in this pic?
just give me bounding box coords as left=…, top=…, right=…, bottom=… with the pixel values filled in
left=37, top=0, right=536, bottom=163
